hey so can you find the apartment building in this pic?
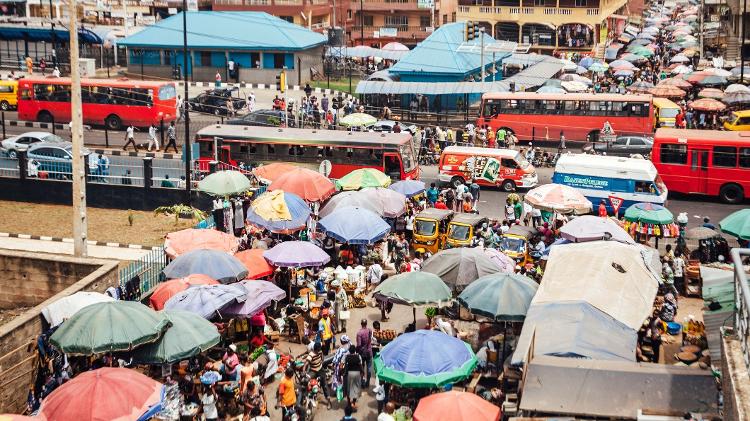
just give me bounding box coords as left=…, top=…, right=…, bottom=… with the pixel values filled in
left=348, top=0, right=456, bottom=47
left=211, top=0, right=341, bottom=31
left=455, top=0, right=627, bottom=54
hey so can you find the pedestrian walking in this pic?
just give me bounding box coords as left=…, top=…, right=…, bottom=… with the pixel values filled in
left=25, top=56, right=33, bottom=75
left=176, top=95, right=184, bottom=121
left=147, top=124, right=160, bottom=152
left=39, top=58, right=46, bottom=75
left=214, top=70, right=222, bottom=88
left=356, top=319, right=373, bottom=387
left=343, top=345, right=364, bottom=410
left=165, top=121, right=178, bottom=153
left=247, top=92, right=256, bottom=113
left=558, top=130, right=566, bottom=150
left=123, top=124, right=138, bottom=151
left=469, top=178, right=480, bottom=208
left=275, top=367, right=297, bottom=420
left=304, top=342, right=333, bottom=409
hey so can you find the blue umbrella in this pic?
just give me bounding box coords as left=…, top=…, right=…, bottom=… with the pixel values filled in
left=162, top=249, right=248, bottom=283
left=388, top=180, right=426, bottom=198
left=614, top=69, right=634, bottom=77
left=579, top=56, right=594, bottom=68
left=318, top=206, right=391, bottom=244
left=200, top=370, right=222, bottom=385
left=163, top=284, right=247, bottom=319
left=374, top=330, right=477, bottom=388
left=536, top=86, right=566, bottom=94
left=246, top=191, right=311, bottom=233
left=457, top=273, right=539, bottom=321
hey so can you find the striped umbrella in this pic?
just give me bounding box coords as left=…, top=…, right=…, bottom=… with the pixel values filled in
left=649, top=85, right=686, bottom=98
left=689, top=98, right=726, bottom=112
left=524, top=183, right=592, bottom=215
left=697, top=88, right=725, bottom=99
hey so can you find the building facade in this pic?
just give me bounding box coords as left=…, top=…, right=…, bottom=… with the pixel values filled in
left=211, top=0, right=338, bottom=31
left=349, top=0, right=456, bottom=48
left=455, top=0, right=627, bottom=54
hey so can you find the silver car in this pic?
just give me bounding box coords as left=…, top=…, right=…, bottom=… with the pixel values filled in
left=1, top=131, right=65, bottom=159
left=26, top=141, right=96, bottom=179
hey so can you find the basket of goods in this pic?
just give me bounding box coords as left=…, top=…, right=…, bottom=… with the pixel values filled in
left=350, top=293, right=367, bottom=308
left=374, top=329, right=397, bottom=344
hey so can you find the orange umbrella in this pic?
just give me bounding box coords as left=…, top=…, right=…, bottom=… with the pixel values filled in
left=252, top=162, right=297, bottom=183
left=164, top=228, right=239, bottom=259
left=689, top=98, right=726, bottom=111
left=234, top=249, right=275, bottom=279
left=658, top=77, right=692, bottom=89
left=149, top=274, right=218, bottom=310
left=685, top=71, right=711, bottom=83
left=39, top=368, right=162, bottom=421
left=414, top=391, right=501, bottom=421
left=649, top=85, right=686, bottom=98
left=269, top=167, right=335, bottom=202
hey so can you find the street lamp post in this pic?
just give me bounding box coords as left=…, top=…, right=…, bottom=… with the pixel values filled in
left=742, top=0, right=747, bottom=82
left=360, top=0, right=364, bottom=46
left=182, top=1, right=192, bottom=204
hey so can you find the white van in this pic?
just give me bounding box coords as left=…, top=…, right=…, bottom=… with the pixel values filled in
left=552, top=153, right=668, bottom=216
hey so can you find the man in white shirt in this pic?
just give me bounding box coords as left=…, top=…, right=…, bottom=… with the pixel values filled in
left=378, top=402, right=396, bottom=421
left=147, top=124, right=159, bottom=152
left=247, top=92, right=256, bottom=113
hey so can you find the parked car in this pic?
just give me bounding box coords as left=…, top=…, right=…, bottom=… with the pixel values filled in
left=226, top=109, right=295, bottom=127
left=26, top=141, right=96, bottom=179
left=369, top=120, right=417, bottom=134
left=582, top=135, right=653, bottom=157
left=188, top=87, right=246, bottom=116
left=1, top=131, right=65, bottom=159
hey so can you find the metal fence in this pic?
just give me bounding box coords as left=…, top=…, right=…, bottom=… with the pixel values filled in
left=118, top=247, right=168, bottom=300
left=733, top=248, right=750, bottom=374
left=0, top=156, right=19, bottom=177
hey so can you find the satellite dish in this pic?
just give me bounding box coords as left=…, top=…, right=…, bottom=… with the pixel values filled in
left=319, top=159, right=332, bottom=177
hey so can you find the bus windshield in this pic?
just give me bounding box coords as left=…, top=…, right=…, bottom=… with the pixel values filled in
left=448, top=224, right=470, bottom=241
left=400, top=141, right=416, bottom=173
left=415, top=219, right=437, bottom=236
left=514, top=152, right=530, bottom=169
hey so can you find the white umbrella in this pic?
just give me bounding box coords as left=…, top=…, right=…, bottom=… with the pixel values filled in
left=702, top=67, right=732, bottom=77
left=41, top=291, right=114, bottom=327
left=671, top=65, right=693, bottom=74
left=561, top=81, right=589, bottom=92
left=670, top=54, right=690, bottom=63
left=725, top=83, right=750, bottom=94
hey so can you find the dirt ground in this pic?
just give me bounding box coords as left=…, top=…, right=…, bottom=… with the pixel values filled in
left=0, top=201, right=196, bottom=247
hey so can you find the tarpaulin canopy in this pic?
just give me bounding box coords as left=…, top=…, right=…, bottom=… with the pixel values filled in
left=511, top=301, right=637, bottom=366
left=327, top=45, right=408, bottom=61
left=532, top=241, right=660, bottom=330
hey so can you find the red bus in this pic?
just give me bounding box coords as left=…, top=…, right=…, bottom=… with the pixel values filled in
left=194, top=125, right=420, bottom=180
left=477, top=92, right=654, bottom=143
left=652, top=128, right=750, bottom=204
left=17, top=77, right=177, bottom=130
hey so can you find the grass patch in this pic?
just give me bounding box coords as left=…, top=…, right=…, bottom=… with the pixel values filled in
left=311, top=77, right=361, bottom=95
left=0, top=201, right=196, bottom=247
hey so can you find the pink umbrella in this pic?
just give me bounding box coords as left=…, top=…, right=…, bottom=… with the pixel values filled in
left=381, top=42, right=409, bottom=51
left=524, top=183, right=593, bottom=215
left=164, top=228, right=239, bottom=259
left=481, top=248, right=516, bottom=273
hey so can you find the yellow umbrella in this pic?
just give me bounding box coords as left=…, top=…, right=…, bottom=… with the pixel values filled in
left=251, top=190, right=293, bottom=220
left=335, top=168, right=392, bottom=191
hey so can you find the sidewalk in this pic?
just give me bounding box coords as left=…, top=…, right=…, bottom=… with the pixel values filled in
left=0, top=233, right=156, bottom=261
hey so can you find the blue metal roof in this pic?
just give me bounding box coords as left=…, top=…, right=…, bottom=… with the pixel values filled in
left=0, top=25, right=102, bottom=44
left=119, top=12, right=326, bottom=51
left=389, top=22, right=499, bottom=77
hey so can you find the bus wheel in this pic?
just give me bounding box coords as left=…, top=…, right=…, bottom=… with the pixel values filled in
left=450, top=176, right=465, bottom=188
left=105, top=114, right=122, bottom=131
left=0, top=101, right=9, bottom=111
left=719, top=183, right=744, bottom=204
left=501, top=179, right=516, bottom=192
left=37, top=110, right=53, bottom=123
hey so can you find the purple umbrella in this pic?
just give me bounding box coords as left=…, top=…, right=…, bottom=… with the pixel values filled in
left=220, top=280, right=286, bottom=318
left=163, top=284, right=247, bottom=319
left=560, top=215, right=634, bottom=244
left=263, top=241, right=331, bottom=267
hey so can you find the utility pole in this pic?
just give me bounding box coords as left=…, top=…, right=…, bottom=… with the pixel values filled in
left=360, top=0, right=364, bottom=46
left=479, top=27, right=485, bottom=82
left=699, top=0, right=704, bottom=59
left=69, top=0, right=87, bottom=257
left=182, top=3, right=192, bottom=204
left=743, top=0, right=747, bottom=82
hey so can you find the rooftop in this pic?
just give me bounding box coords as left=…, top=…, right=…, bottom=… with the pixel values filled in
left=118, top=12, right=327, bottom=51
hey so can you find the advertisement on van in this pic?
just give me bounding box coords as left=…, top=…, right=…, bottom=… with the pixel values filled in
left=438, top=146, right=538, bottom=191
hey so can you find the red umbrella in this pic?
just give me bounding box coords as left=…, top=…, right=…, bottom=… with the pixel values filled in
left=685, top=71, right=711, bottom=84
left=269, top=167, right=335, bottom=202
left=0, top=416, right=38, bottom=421
left=252, top=162, right=298, bottom=183
left=234, top=249, right=275, bottom=279
left=649, top=85, right=686, bottom=98
left=149, top=274, right=219, bottom=310
left=697, top=88, right=724, bottom=99
left=164, top=228, right=239, bottom=259
left=40, top=368, right=162, bottom=421
left=689, top=98, right=727, bottom=111
left=414, top=391, right=501, bottom=421
left=658, top=77, right=692, bottom=89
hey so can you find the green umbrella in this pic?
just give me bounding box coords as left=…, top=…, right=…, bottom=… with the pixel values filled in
left=131, top=310, right=220, bottom=364
left=631, top=47, right=654, bottom=57
left=198, top=170, right=252, bottom=197
left=335, top=168, right=392, bottom=191
left=50, top=301, right=170, bottom=356
left=720, top=209, right=750, bottom=240
left=339, top=112, right=377, bottom=127
left=374, top=271, right=452, bottom=306
left=623, top=202, right=674, bottom=225
left=457, top=273, right=538, bottom=322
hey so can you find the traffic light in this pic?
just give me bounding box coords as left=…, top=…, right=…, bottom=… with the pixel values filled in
left=473, top=22, right=480, bottom=40
left=276, top=70, right=287, bottom=93
left=465, top=21, right=474, bottom=42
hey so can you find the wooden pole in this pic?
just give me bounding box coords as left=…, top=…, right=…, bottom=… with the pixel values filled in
left=69, top=0, right=87, bottom=257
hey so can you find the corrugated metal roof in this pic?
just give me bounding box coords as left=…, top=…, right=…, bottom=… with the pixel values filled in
left=355, top=80, right=510, bottom=95
left=119, top=12, right=326, bottom=51
left=327, top=46, right=408, bottom=61
left=502, top=56, right=564, bottom=90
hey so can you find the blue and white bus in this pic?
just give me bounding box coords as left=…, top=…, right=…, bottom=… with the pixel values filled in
left=552, top=154, right=668, bottom=216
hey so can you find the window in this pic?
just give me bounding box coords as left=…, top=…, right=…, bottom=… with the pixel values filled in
left=574, top=0, right=587, bottom=6
left=614, top=137, right=627, bottom=145
left=420, top=16, right=430, bottom=28
left=198, top=51, right=212, bottom=67
left=443, top=14, right=447, bottom=24
left=501, top=158, right=518, bottom=169
left=362, top=15, right=373, bottom=26
left=534, top=0, right=545, bottom=6
left=273, top=53, right=285, bottom=69
left=251, top=52, right=261, bottom=68
left=163, top=50, right=174, bottom=66
left=384, top=15, right=408, bottom=29
left=280, top=16, right=294, bottom=23
left=740, top=148, right=750, bottom=168
left=0, top=85, right=13, bottom=93
left=713, top=146, right=737, bottom=167
left=347, top=9, right=352, bottom=19
left=739, top=117, right=750, bottom=125
left=629, top=137, right=645, bottom=146
left=660, top=143, right=687, bottom=164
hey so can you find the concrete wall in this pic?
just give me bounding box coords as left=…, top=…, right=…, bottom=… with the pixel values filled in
left=0, top=250, right=119, bottom=414
left=721, top=327, right=750, bottom=421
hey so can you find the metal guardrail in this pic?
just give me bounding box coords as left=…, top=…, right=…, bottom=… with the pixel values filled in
left=732, top=248, right=750, bottom=373
left=118, top=247, right=167, bottom=300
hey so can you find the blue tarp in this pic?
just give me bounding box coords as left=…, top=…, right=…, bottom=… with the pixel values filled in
left=511, top=301, right=637, bottom=366
left=0, top=25, right=102, bottom=44
left=119, top=12, right=326, bottom=51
